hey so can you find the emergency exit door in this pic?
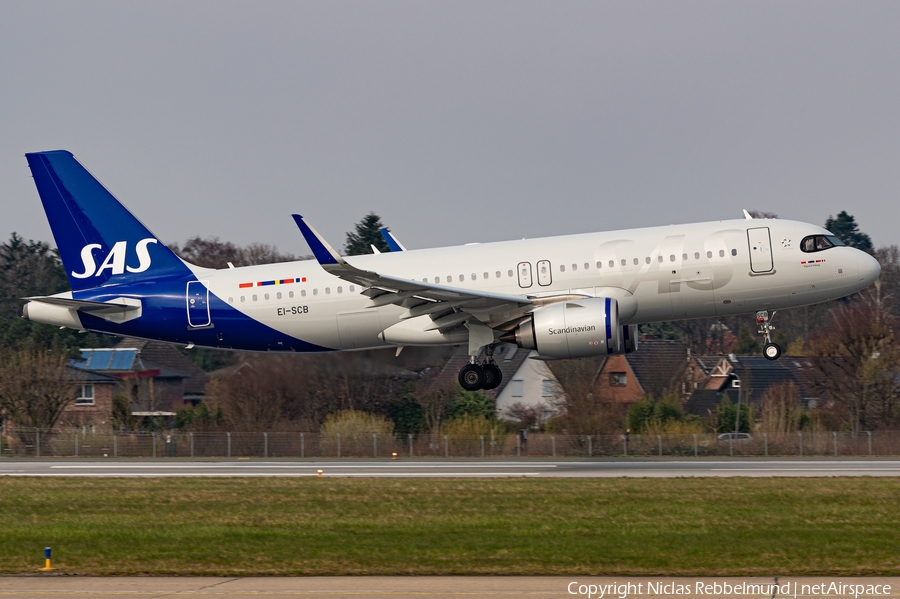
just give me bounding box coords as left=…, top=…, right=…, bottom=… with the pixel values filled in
left=747, top=227, right=774, bottom=273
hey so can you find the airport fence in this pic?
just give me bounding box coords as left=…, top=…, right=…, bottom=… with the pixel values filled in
left=0, top=427, right=898, bottom=458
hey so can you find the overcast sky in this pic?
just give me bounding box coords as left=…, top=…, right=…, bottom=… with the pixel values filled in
left=1, top=1, right=898, bottom=257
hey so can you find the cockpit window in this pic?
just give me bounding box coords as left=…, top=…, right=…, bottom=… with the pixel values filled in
left=801, top=235, right=845, bottom=253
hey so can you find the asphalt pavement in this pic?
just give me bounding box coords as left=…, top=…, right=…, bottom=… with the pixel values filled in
left=5, top=457, right=900, bottom=477
left=1, top=577, right=899, bottom=599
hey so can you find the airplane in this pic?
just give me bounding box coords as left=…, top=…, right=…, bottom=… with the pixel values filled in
left=23, top=150, right=881, bottom=391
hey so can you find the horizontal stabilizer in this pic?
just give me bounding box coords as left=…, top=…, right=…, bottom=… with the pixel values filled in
left=25, top=296, right=141, bottom=315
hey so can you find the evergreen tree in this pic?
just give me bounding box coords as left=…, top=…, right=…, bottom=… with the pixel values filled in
left=344, top=213, right=391, bottom=256
left=825, top=211, right=873, bottom=253
left=733, top=326, right=761, bottom=354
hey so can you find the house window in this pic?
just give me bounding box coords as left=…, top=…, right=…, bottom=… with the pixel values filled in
left=610, top=372, right=627, bottom=386
left=732, top=379, right=741, bottom=388
left=510, top=379, right=524, bottom=397
left=75, top=384, right=95, bottom=405
left=541, top=379, right=555, bottom=398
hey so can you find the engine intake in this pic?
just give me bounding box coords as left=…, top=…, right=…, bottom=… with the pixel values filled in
left=501, top=297, right=621, bottom=359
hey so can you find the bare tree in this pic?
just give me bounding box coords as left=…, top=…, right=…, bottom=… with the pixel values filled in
left=547, top=358, right=625, bottom=435
left=758, top=382, right=804, bottom=433
left=0, top=349, right=73, bottom=431
left=171, top=236, right=300, bottom=269
left=809, top=282, right=900, bottom=433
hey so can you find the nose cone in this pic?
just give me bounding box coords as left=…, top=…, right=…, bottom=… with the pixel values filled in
left=857, top=251, right=881, bottom=288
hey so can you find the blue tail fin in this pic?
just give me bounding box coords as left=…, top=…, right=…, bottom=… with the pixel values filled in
left=25, top=150, right=191, bottom=292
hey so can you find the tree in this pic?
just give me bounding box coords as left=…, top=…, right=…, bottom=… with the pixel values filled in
left=0, top=233, right=109, bottom=353
left=732, top=326, right=761, bottom=354
left=808, top=282, right=900, bottom=432
left=825, top=211, right=873, bottom=253
left=546, top=357, right=627, bottom=435
left=170, top=236, right=298, bottom=269
left=447, top=388, right=495, bottom=421
left=715, top=396, right=752, bottom=434
left=0, top=348, right=74, bottom=431
left=344, top=213, right=390, bottom=256
left=748, top=210, right=778, bottom=219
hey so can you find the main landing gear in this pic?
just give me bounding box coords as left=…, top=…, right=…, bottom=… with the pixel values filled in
left=458, top=346, right=503, bottom=391
left=756, top=310, right=782, bottom=361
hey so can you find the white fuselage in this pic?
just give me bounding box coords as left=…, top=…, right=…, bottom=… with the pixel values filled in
left=190, top=218, right=878, bottom=351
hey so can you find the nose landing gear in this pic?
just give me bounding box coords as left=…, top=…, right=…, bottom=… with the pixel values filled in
left=757, top=310, right=782, bottom=360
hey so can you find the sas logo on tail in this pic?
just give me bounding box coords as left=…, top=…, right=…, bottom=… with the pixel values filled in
left=72, top=238, right=158, bottom=279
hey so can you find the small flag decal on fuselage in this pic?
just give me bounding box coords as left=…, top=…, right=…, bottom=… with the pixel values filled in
left=239, top=277, right=307, bottom=288
left=800, top=259, right=826, bottom=265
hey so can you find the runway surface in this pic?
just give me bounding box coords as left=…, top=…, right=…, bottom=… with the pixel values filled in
left=2, top=577, right=898, bottom=599
left=4, top=458, right=900, bottom=477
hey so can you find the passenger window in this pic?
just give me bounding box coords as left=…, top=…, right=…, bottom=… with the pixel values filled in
left=447, top=276, right=452, bottom=283
left=349, top=285, right=355, bottom=292
left=731, top=249, right=737, bottom=256
left=596, top=261, right=602, bottom=269
left=620, top=259, right=626, bottom=266
left=289, top=291, right=294, bottom=298
left=301, top=289, right=306, bottom=297
left=508, top=270, right=514, bottom=277
left=683, top=253, right=688, bottom=261
left=645, top=257, right=651, bottom=264
left=584, top=262, right=590, bottom=270
left=459, top=274, right=464, bottom=282
left=423, top=277, right=428, bottom=283
left=325, top=287, right=330, bottom=294
left=252, top=294, right=258, bottom=301
left=657, top=255, right=663, bottom=263
left=670, top=254, right=675, bottom=262
left=572, top=264, right=578, bottom=271
left=264, top=293, right=270, bottom=300
left=609, top=260, right=614, bottom=268
left=228, top=297, right=233, bottom=303
left=496, top=271, right=502, bottom=278
left=276, top=292, right=282, bottom=300
left=719, top=250, right=725, bottom=258
left=240, top=296, right=245, bottom=303
left=313, top=289, right=318, bottom=296
left=337, top=286, right=343, bottom=293
left=694, top=252, right=700, bottom=260
left=560, top=264, right=566, bottom=273
left=471, top=274, right=476, bottom=281
left=633, top=258, right=638, bottom=265
left=483, top=272, right=489, bottom=279
left=707, top=251, right=713, bottom=258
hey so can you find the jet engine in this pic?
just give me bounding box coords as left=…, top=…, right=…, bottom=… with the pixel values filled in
left=500, top=297, right=621, bottom=359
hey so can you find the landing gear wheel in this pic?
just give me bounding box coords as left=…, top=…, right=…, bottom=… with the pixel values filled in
left=482, top=363, right=502, bottom=390
left=763, top=343, right=782, bottom=361
left=459, top=364, right=486, bottom=391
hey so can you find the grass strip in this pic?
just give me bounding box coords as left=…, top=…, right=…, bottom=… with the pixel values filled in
left=1, top=477, right=899, bottom=575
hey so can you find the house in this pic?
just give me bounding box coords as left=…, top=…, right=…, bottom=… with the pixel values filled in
left=61, top=338, right=210, bottom=427
left=592, top=340, right=706, bottom=402
left=683, top=354, right=823, bottom=417
left=422, top=343, right=560, bottom=421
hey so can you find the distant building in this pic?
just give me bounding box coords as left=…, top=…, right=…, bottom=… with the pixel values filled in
left=60, top=338, right=210, bottom=428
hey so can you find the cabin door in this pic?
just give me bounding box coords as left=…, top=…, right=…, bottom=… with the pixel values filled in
left=747, top=227, right=774, bottom=273
left=186, top=281, right=211, bottom=328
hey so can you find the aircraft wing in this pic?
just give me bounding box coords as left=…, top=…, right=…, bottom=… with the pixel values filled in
left=292, top=215, right=532, bottom=321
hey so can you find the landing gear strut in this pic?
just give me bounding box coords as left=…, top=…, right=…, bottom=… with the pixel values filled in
left=457, top=346, right=503, bottom=391
left=756, top=310, right=782, bottom=361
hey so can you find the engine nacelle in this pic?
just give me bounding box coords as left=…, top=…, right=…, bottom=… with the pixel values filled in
left=502, top=297, right=620, bottom=359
